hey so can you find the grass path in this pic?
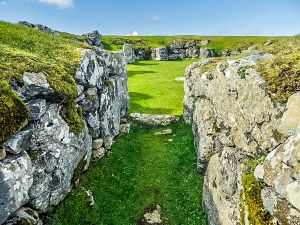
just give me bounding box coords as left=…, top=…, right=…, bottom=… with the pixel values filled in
left=52, top=60, right=206, bottom=224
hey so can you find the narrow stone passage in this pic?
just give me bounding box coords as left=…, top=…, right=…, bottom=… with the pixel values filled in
left=52, top=120, right=206, bottom=224
left=51, top=60, right=206, bottom=224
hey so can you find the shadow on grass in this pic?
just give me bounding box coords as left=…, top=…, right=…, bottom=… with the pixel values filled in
left=130, top=102, right=173, bottom=115
left=129, top=92, right=175, bottom=115
left=130, top=92, right=153, bottom=100
left=132, top=61, right=159, bottom=66
left=128, top=70, right=156, bottom=77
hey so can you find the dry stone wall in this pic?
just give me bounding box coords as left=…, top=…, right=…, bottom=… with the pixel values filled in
left=184, top=54, right=300, bottom=225
left=0, top=47, right=129, bottom=224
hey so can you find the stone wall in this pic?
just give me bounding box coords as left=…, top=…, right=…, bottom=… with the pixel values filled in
left=133, top=40, right=216, bottom=61
left=184, top=54, right=300, bottom=224
left=0, top=48, right=129, bottom=224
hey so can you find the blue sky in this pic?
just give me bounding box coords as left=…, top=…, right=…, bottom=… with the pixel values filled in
left=0, top=0, right=299, bottom=36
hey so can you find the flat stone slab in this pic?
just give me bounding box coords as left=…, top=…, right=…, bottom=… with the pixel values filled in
left=130, top=113, right=179, bottom=126
left=175, top=77, right=185, bottom=82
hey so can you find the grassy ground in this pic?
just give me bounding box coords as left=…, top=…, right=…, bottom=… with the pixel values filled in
left=51, top=120, right=206, bottom=225
left=128, top=59, right=198, bottom=115
left=102, top=35, right=284, bottom=53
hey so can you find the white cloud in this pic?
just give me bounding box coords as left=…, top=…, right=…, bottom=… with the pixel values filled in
left=132, top=31, right=139, bottom=36
left=38, top=0, right=74, bottom=8
left=152, top=15, right=161, bottom=21
left=0, top=1, right=7, bottom=6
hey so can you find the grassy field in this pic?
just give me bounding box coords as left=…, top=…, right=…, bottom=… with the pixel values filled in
left=52, top=120, right=206, bottom=225
left=102, top=35, right=284, bottom=53
left=128, top=59, right=198, bottom=115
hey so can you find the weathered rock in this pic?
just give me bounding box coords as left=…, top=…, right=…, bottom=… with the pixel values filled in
left=154, top=129, right=173, bottom=135
left=92, top=147, right=105, bottom=159
left=0, top=152, right=33, bottom=224
left=15, top=72, right=55, bottom=100
left=203, top=149, right=243, bottom=225
left=254, top=127, right=300, bottom=224
left=82, top=30, right=102, bottom=47
left=199, top=48, right=216, bottom=59
left=75, top=49, right=104, bottom=88
left=264, top=40, right=274, bottom=46
left=2, top=130, right=32, bottom=154
left=200, top=40, right=210, bottom=46
left=151, top=47, right=169, bottom=61
left=103, top=136, right=113, bottom=150
left=120, top=123, right=130, bottom=134
left=278, top=92, right=300, bottom=136
left=175, top=77, right=185, bottom=82
left=0, top=149, right=6, bottom=161
left=141, top=205, right=162, bottom=225
left=134, top=48, right=152, bottom=60
left=92, top=138, right=103, bottom=150
left=28, top=104, right=93, bottom=212
left=76, top=49, right=129, bottom=139
left=27, top=99, right=47, bottom=121
left=183, top=53, right=295, bottom=224
left=18, top=21, right=59, bottom=36
left=4, top=207, right=42, bottom=225
left=130, top=113, right=179, bottom=126
left=123, top=44, right=136, bottom=64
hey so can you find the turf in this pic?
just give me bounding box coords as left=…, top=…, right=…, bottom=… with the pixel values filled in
left=128, top=59, right=198, bottom=115
left=51, top=120, right=207, bottom=225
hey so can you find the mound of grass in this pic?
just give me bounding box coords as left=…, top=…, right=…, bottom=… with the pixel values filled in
left=51, top=119, right=207, bottom=225
left=127, top=59, right=198, bottom=115
left=0, top=21, right=89, bottom=142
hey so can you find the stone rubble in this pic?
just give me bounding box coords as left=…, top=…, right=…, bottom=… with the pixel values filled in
left=130, top=113, right=179, bottom=126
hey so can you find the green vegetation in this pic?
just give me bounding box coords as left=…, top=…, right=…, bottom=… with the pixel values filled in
left=241, top=158, right=273, bottom=225
left=52, top=120, right=207, bottom=225
left=102, top=35, right=283, bottom=53
left=0, top=80, right=29, bottom=143
left=0, top=21, right=88, bottom=142
left=256, top=36, right=300, bottom=103
left=127, top=59, right=198, bottom=115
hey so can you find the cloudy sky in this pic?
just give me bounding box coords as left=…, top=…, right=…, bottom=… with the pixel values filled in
left=0, top=0, right=299, bottom=36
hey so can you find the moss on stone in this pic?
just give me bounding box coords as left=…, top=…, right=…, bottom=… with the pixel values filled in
left=241, top=158, right=273, bottom=225
left=0, top=80, right=29, bottom=144
left=0, top=21, right=89, bottom=141
left=257, top=36, right=300, bottom=103
left=60, top=102, right=84, bottom=135
left=104, top=80, right=113, bottom=86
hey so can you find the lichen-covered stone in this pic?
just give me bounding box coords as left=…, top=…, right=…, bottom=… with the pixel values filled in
left=183, top=53, right=295, bottom=224
left=1, top=43, right=129, bottom=224
left=2, top=130, right=32, bottom=154
left=130, top=113, right=179, bottom=126
left=123, top=44, right=136, bottom=64
left=28, top=104, right=92, bottom=212
left=0, top=152, right=33, bottom=224
left=255, top=126, right=300, bottom=224
left=4, top=207, right=42, bottom=225
left=278, top=92, right=300, bottom=136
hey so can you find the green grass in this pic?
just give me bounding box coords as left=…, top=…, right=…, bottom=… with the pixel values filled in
left=0, top=21, right=88, bottom=143
left=102, top=35, right=285, bottom=52
left=128, top=59, right=198, bottom=115
left=51, top=120, right=207, bottom=225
